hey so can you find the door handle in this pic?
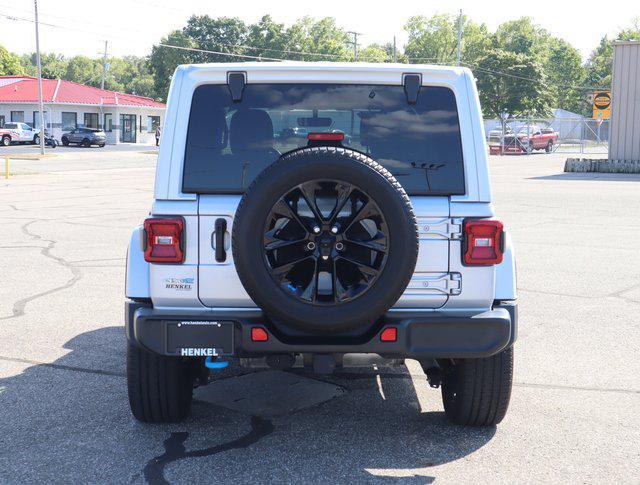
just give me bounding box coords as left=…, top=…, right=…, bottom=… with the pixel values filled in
left=213, top=218, right=227, bottom=262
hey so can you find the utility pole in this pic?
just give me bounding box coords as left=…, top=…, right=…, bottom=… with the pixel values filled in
left=457, top=9, right=463, bottom=66
left=34, top=0, right=45, bottom=155
left=347, top=31, right=361, bottom=61
left=100, top=40, right=108, bottom=90
left=393, top=36, right=397, bottom=63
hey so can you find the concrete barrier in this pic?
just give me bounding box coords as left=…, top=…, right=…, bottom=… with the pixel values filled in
left=564, top=158, right=640, bottom=173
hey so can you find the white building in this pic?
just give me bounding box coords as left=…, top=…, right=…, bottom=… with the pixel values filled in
left=0, top=76, right=165, bottom=144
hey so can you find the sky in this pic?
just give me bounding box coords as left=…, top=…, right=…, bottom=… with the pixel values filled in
left=4, top=0, right=639, bottom=61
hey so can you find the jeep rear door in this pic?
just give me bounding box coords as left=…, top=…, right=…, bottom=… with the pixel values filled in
left=184, top=79, right=469, bottom=310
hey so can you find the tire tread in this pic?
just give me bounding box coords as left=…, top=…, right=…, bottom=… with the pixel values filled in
left=442, top=346, right=513, bottom=426
left=126, top=343, right=193, bottom=423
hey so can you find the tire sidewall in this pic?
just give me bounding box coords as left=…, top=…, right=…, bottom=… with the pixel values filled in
left=233, top=148, right=418, bottom=333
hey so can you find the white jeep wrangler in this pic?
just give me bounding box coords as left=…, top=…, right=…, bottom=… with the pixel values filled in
left=125, top=62, right=517, bottom=426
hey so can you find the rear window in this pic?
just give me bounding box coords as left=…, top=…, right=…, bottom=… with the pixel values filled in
left=183, top=83, right=465, bottom=195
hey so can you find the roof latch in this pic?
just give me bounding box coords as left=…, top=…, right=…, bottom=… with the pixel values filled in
left=403, top=73, right=421, bottom=104
left=227, top=72, right=246, bottom=102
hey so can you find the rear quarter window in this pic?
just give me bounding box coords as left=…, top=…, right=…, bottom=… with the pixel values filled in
left=182, top=83, right=465, bottom=196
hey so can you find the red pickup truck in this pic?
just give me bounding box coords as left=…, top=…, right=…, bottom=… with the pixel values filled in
left=488, top=125, right=558, bottom=155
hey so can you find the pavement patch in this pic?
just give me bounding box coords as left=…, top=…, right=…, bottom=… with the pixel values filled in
left=196, top=370, right=345, bottom=417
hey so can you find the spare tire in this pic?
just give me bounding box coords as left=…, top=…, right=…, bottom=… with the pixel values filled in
left=232, top=147, right=418, bottom=334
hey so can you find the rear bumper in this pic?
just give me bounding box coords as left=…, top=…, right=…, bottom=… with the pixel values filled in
left=125, top=301, right=517, bottom=359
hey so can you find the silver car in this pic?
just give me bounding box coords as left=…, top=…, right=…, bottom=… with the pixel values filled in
left=61, top=128, right=106, bottom=147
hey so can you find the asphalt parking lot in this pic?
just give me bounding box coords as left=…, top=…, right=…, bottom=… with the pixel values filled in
left=0, top=150, right=639, bottom=483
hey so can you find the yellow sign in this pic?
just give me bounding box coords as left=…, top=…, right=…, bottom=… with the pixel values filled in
left=593, top=90, right=611, bottom=119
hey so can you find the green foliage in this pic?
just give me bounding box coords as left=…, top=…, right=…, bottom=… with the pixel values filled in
left=404, top=14, right=491, bottom=65
left=475, top=49, right=552, bottom=118
left=285, top=17, right=350, bottom=61
left=545, top=38, right=586, bottom=113
left=493, top=17, right=549, bottom=56
left=359, top=43, right=393, bottom=63
left=19, top=51, right=159, bottom=100
left=7, top=15, right=640, bottom=114
left=149, top=30, right=195, bottom=100
left=585, top=18, right=640, bottom=90
left=0, top=45, right=24, bottom=76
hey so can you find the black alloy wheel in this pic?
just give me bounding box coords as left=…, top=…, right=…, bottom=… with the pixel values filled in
left=263, top=179, right=389, bottom=305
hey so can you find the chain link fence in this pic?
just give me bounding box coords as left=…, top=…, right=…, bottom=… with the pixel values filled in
left=484, top=118, right=609, bottom=155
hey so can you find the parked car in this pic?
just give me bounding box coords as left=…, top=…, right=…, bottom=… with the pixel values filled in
left=489, top=124, right=558, bottom=155
left=61, top=128, right=106, bottom=147
left=125, top=63, right=517, bottom=427
left=0, top=122, right=39, bottom=146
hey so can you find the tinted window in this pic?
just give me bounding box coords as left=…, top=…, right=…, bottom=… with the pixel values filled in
left=62, top=112, right=77, bottom=132
left=4, top=123, right=17, bottom=129
left=10, top=111, right=24, bottom=123
left=183, top=83, right=464, bottom=195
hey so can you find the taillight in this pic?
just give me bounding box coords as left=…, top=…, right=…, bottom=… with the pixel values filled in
left=463, top=219, right=504, bottom=265
left=143, top=217, right=184, bottom=263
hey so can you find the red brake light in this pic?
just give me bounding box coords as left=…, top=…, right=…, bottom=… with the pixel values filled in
left=308, top=132, right=344, bottom=141
left=463, top=219, right=504, bottom=265
left=251, top=327, right=269, bottom=342
left=144, top=217, right=184, bottom=263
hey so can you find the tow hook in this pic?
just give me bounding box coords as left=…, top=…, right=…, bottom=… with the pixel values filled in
left=205, top=356, right=229, bottom=370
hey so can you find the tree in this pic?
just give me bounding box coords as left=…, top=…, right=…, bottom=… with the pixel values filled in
left=404, top=14, right=460, bottom=64
left=359, top=43, right=392, bottom=63
left=404, top=14, right=491, bottom=65
left=493, top=17, right=549, bottom=57
left=475, top=49, right=552, bottom=119
left=545, top=38, right=586, bottom=113
left=585, top=19, right=640, bottom=89
left=64, top=56, right=102, bottom=86
left=0, top=45, right=24, bottom=76
left=246, top=15, right=288, bottom=59
left=183, top=15, right=249, bottom=63
left=149, top=30, right=196, bottom=101
left=285, top=17, right=350, bottom=61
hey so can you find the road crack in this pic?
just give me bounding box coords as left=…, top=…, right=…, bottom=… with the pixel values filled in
left=143, top=416, right=274, bottom=484
left=0, top=220, right=82, bottom=321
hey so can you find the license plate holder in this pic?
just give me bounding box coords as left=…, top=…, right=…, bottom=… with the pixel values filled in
left=166, top=320, right=234, bottom=356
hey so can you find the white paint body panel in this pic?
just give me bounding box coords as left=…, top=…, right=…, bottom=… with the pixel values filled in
left=494, top=232, right=517, bottom=301
left=125, top=225, right=150, bottom=299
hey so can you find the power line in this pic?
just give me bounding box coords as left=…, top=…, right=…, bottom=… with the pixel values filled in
left=156, top=43, right=286, bottom=61
left=465, top=63, right=607, bottom=91
left=0, top=12, right=124, bottom=40
left=1, top=9, right=609, bottom=91
left=156, top=42, right=396, bottom=63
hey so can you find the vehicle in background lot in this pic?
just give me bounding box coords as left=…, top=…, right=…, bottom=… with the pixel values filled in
left=0, top=122, right=39, bottom=146
left=488, top=124, right=558, bottom=155
left=125, top=63, right=517, bottom=427
left=61, top=128, right=106, bottom=147
left=44, top=132, right=59, bottom=148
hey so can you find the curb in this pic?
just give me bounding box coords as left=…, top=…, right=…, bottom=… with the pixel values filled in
left=0, top=153, right=57, bottom=161
left=564, top=158, right=640, bottom=173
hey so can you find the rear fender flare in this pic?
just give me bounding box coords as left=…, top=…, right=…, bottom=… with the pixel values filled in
left=494, top=231, right=517, bottom=300
left=126, top=225, right=150, bottom=299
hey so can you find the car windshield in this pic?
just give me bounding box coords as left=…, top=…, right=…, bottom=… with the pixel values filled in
left=183, top=83, right=465, bottom=196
